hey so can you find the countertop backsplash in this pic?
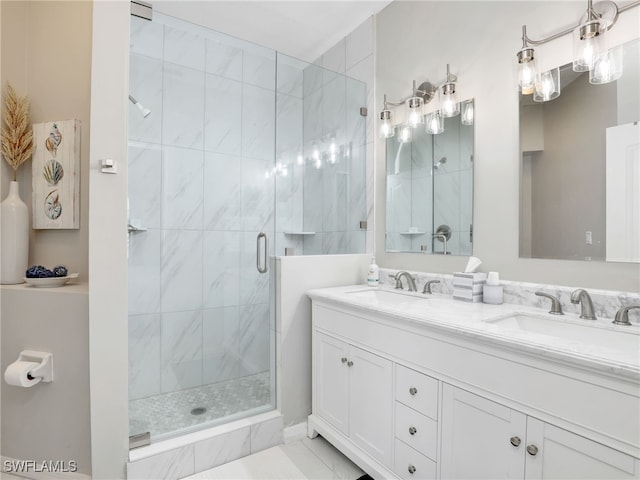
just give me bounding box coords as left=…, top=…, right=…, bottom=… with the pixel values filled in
left=379, top=268, right=640, bottom=322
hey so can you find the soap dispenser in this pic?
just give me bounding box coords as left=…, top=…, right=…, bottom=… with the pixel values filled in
left=367, top=257, right=379, bottom=287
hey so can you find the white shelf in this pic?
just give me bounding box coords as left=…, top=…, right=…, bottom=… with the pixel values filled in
left=284, top=231, right=316, bottom=235
left=400, top=231, right=427, bottom=235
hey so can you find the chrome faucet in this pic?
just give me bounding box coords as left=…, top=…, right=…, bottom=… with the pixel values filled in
left=432, top=233, right=448, bottom=255
left=395, top=271, right=417, bottom=292
left=612, top=305, right=640, bottom=326
left=422, top=280, right=441, bottom=294
left=570, top=289, right=597, bottom=320
left=535, top=291, right=563, bottom=315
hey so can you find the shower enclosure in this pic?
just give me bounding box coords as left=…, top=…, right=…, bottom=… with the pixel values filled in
left=127, top=11, right=366, bottom=442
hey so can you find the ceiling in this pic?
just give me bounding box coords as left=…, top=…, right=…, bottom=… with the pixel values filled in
left=153, top=1, right=393, bottom=63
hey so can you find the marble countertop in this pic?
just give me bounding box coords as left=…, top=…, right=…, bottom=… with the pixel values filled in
left=308, top=284, right=640, bottom=382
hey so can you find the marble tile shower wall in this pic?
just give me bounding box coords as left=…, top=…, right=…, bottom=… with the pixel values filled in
left=127, top=16, right=274, bottom=401
left=274, top=17, right=374, bottom=256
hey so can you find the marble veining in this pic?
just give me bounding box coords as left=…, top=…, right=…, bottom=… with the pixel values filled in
left=205, top=75, right=242, bottom=155
left=378, top=268, right=640, bottom=321
left=162, top=63, right=205, bottom=149
left=203, top=153, right=242, bottom=231
left=206, top=40, right=243, bottom=81
left=308, top=283, right=640, bottom=380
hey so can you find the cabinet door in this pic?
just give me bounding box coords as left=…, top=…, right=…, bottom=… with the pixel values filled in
left=441, top=384, right=527, bottom=480
left=525, top=417, right=640, bottom=480
left=349, top=345, right=394, bottom=467
left=315, top=332, right=349, bottom=434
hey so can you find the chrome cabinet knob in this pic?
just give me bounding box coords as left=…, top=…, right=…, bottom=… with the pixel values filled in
left=409, top=387, right=418, bottom=396
left=527, top=444, right=539, bottom=456
left=510, top=436, right=521, bottom=447
left=409, top=426, right=417, bottom=435
left=341, top=357, right=347, bottom=363
left=347, top=361, right=354, bottom=367
left=408, top=465, right=416, bottom=474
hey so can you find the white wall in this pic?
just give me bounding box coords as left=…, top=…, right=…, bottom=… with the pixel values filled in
left=88, top=1, right=130, bottom=478
left=276, top=254, right=370, bottom=428
left=375, top=1, right=640, bottom=292
left=1, top=285, right=91, bottom=475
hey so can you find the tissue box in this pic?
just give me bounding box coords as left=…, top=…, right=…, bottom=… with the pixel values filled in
left=453, top=272, right=487, bottom=286
left=453, top=272, right=487, bottom=302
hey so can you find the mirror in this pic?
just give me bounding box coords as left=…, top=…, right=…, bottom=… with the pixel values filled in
left=386, top=103, right=474, bottom=255
left=519, top=38, right=639, bottom=263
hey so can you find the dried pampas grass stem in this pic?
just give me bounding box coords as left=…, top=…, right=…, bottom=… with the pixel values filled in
left=1, top=83, right=34, bottom=181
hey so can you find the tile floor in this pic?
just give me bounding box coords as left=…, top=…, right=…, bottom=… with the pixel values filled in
left=183, top=435, right=365, bottom=480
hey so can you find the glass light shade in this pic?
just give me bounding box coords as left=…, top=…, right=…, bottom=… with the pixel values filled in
left=397, top=124, right=413, bottom=143
left=406, top=97, right=424, bottom=127
left=379, top=110, right=395, bottom=138
left=573, top=22, right=603, bottom=72
left=461, top=100, right=474, bottom=126
left=517, top=48, right=538, bottom=94
left=533, top=68, right=561, bottom=102
left=426, top=111, right=444, bottom=134
left=441, top=83, right=460, bottom=118
left=296, top=151, right=304, bottom=165
left=590, top=45, right=623, bottom=84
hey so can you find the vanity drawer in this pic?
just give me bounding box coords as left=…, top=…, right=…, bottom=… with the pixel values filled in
left=395, top=402, right=437, bottom=460
left=394, top=439, right=436, bottom=480
left=396, top=364, right=438, bottom=419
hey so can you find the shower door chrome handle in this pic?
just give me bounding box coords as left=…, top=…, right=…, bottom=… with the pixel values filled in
left=256, top=232, right=268, bottom=274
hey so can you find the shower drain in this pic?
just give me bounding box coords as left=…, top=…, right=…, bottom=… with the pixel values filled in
left=190, top=407, right=207, bottom=416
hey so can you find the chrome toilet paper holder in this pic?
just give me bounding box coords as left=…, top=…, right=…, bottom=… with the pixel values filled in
left=14, top=350, right=54, bottom=382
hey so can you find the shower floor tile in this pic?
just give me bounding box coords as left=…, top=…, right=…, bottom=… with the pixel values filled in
left=130, top=371, right=271, bottom=438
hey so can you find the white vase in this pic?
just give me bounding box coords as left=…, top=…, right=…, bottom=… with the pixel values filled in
left=1, top=181, right=29, bottom=284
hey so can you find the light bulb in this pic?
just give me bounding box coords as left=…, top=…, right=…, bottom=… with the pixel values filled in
left=426, top=111, right=444, bottom=135
left=461, top=101, right=474, bottom=126
left=314, top=157, right=322, bottom=169
left=517, top=47, right=538, bottom=95
left=533, top=68, right=560, bottom=102
left=406, top=97, right=424, bottom=128
left=441, top=83, right=459, bottom=118
left=573, top=21, right=602, bottom=72
left=379, top=109, right=395, bottom=138
left=590, top=45, right=623, bottom=85
left=312, top=143, right=320, bottom=162
left=296, top=151, right=304, bottom=165
left=329, top=138, right=337, bottom=156
left=398, top=125, right=412, bottom=144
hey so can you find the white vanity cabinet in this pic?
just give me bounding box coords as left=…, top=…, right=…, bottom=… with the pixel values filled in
left=441, top=384, right=640, bottom=480
left=315, top=331, right=394, bottom=467
left=308, top=294, right=640, bottom=480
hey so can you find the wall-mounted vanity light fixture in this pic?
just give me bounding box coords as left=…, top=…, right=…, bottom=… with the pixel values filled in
left=517, top=0, right=639, bottom=102
left=379, top=65, right=465, bottom=140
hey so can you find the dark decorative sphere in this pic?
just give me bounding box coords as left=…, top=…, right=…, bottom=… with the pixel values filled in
left=53, top=265, right=68, bottom=277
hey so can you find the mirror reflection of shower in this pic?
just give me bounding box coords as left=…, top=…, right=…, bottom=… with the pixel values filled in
left=128, top=94, right=151, bottom=118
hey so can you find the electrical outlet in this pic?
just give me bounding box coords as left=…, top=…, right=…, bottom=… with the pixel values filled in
left=585, top=231, right=592, bottom=245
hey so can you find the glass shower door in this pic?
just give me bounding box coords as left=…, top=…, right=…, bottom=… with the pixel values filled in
left=127, top=11, right=276, bottom=442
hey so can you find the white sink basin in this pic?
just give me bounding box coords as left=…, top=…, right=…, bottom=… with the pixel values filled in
left=345, top=288, right=428, bottom=305
left=485, top=314, right=640, bottom=352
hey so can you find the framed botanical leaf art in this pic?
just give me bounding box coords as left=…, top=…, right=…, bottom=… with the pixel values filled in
left=32, top=119, right=80, bottom=229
